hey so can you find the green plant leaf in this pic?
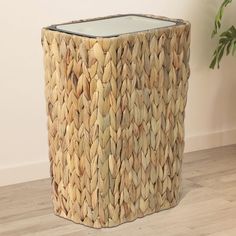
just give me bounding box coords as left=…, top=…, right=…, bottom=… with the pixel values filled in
left=210, top=26, right=236, bottom=69
left=210, top=54, right=217, bottom=69
left=233, top=40, right=236, bottom=55
left=212, top=0, right=232, bottom=38
left=226, top=40, right=233, bottom=55
left=217, top=45, right=226, bottom=68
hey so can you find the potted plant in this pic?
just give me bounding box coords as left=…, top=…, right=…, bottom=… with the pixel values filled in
left=210, top=0, right=236, bottom=69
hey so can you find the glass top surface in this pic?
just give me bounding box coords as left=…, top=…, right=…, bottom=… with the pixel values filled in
left=55, top=15, right=177, bottom=37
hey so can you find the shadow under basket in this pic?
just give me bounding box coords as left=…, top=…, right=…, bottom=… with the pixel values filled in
left=41, top=14, right=191, bottom=228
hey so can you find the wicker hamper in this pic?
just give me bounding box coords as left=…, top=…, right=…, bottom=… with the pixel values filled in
left=41, top=14, right=191, bottom=228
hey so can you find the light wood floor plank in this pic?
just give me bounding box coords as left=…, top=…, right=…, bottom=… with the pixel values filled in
left=0, top=145, right=236, bottom=236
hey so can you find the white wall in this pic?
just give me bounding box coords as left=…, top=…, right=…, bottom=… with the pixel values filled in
left=0, top=0, right=236, bottom=186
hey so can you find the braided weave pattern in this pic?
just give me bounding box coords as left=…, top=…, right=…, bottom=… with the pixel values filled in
left=42, top=15, right=190, bottom=228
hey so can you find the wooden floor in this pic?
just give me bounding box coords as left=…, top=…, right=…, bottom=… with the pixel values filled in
left=1, top=145, right=236, bottom=236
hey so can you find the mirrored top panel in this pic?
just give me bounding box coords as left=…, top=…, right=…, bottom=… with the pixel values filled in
left=53, top=15, right=177, bottom=38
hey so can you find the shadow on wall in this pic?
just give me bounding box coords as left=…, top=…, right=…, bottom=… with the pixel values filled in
left=185, top=0, right=236, bottom=142
left=207, top=1, right=236, bottom=132
left=189, top=0, right=235, bottom=71
left=189, top=0, right=221, bottom=69
left=211, top=58, right=236, bottom=133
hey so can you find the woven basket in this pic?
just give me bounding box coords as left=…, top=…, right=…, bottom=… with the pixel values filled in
left=41, top=14, right=191, bottom=228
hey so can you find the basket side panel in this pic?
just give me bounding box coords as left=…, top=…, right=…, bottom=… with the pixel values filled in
left=42, top=29, right=101, bottom=228
left=107, top=23, right=191, bottom=226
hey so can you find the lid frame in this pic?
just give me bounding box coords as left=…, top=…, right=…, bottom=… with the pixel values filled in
left=47, top=14, right=185, bottom=38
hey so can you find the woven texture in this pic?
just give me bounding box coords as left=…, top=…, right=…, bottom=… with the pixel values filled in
left=42, top=14, right=191, bottom=228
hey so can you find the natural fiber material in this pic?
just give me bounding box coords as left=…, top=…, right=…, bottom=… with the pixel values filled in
left=41, top=14, right=191, bottom=228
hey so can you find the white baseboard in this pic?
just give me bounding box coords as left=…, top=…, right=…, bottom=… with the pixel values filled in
left=0, top=161, right=50, bottom=187
left=185, top=128, right=236, bottom=153
left=0, top=129, right=236, bottom=187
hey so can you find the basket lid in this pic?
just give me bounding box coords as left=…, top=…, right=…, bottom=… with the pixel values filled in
left=48, top=14, right=179, bottom=38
